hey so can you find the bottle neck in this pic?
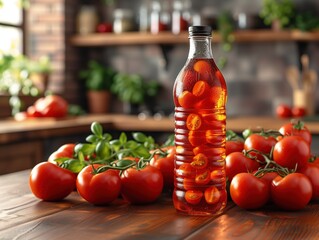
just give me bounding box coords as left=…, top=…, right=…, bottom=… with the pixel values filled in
left=187, top=36, right=213, bottom=59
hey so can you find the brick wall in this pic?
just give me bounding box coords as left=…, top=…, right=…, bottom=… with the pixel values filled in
left=27, top=0, right=81, bottom=105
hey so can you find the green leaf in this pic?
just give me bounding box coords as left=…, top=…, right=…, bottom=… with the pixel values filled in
left=132, top=132, right=148, bottom=142
left=242, top=129, right=253, bottom=139
left=119, top=132, right=127, bottom=144
left=62, top=159, right=86, bottom=173
left=102, top=133, right=113, bottom=141
left=95, top=140, right=111, bottom=159
left=74, top=143, right=96, bottom=156
left=91, top=122, right=103, bottom=138
left=133, top=145, right=151, bottom=158
left=86, top=134, right=99, bottom=143
left=110, top=139, right=121, bottom=152
left=124, top=140, right=139, bottom=150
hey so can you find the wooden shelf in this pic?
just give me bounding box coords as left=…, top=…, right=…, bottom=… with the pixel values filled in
left=70, top=30, right=319, bottom=47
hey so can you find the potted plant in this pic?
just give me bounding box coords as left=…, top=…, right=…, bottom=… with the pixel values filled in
left=28, top=56, right=52, bottom=93
left=0, top=54, right=43, bottom=116
left=111, top=73, right=160, bottom=114
left=80, top=60, right=116, bottom=113
left=259, top=0, right=295, bottom=31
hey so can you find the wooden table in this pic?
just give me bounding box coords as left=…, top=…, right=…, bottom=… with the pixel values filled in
left=1, top=170, right=319, bottom=239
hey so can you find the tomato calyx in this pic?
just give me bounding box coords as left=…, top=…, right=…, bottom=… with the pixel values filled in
left=226, top=130, right=244, bottom=142
left=291, top=119, right=305, bottom=131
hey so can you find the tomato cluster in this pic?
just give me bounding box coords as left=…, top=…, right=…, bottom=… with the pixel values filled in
left=15, top=94, right=68, bottom=121
left=276, top=104, right=306, bottom=118
left=226, top=120, right=318, bottom=211
left=29, top=122, right=175, bottom=205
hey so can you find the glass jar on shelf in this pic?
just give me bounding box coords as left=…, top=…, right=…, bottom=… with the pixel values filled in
left=113, top=9, right=135, bottom=34
left=171, top=0, right=188, bottom=34
left=150, top=0, right=170, bottom=34
left=76, top=5, right=98, bottom=35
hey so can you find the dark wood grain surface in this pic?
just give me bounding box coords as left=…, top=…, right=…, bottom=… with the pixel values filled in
left=1, top=170, right=319, bottom=240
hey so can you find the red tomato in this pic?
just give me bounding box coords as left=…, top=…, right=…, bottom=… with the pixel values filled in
left=48, top=143, right=75, bottom=164
left=271, top=173, right=312, bottom=211
left=29, top=162, right=76, bottom=201
left=279, top=121, right=312, bottom=145
left=120, top=165, right=163, bottom=204
left=204, top=186, right=221, bottom=204
left=191, top=153, right=208, bottom=169
left=177, top=91, right=197, bottom=108
left=230, top=173, right=270, bottom=209
left=34, top=95, right=68, bottom=118
left=292, top=106, right=306, bottom=118
left=299, top=163, right=319, bottom=200
left=273, top=136, right=310, bottom=171
left=276, top=104, right=292, bottom=118
left=27, top=105, right=43, bottom=117
left=195, top=170, right=211, bottom=185
left=244, top=134, right=277, bottom=162
left=176, top=163, right=196, bottom=178
left=226, top=152, right=260, bottom=181
left=76, top=164, right=121, bottom=205
left=150, top=146, right=175, bottom=189
left=185, top=190, right=203, bottom=205
left=192, top=81, right=211, bottom=100
left=181, top=70, right=197, bottom=92
left=225, top=140, right=244, bottom=155
left=96, top=22, right=113, bottom=33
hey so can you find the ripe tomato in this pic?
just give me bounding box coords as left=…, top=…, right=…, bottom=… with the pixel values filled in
left=244, top=134, right=277, bottom=162
left=271, top=173, right=312, bottom=211
left=150, top=146, right=175, bottom=189
left=177, top=91, right=197, bottom=108
left=185, top=190, right=203, bottom=205
left=292, top=106, right=306, bottom=118
left=120, top=165, right=163, bottom=204
left=48, top=143, right=75, bottom=164
left=34, top=95, right=68, bottom=118
left=299, top=163, right=319, bottom=200
left=273, top=136, right=310, bottom=170
left=27, top=105, right=43, bottom=117
left=192, top=81, right=211, bottom=100
left=204, top=186, right=221, bottom=204
left=29, top=162, right=76, bottom=201
left=230, top=173, right=270, bottom=209
left=225, top=152, right=260, bottom=181
left=76, top=164, right=121, bottom=205
left=191, top=153, right=208, bottom=169
left=226, top=140, right=244, bottom=155
left=276, top=104, right=292, bottom=118
left=279, top=121, right=312, bottom=145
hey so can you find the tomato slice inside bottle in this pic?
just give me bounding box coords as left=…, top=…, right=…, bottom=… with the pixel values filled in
left=191, top=153, right=208, bottom=169
left=185, top=190, right=203, bottom=205
left=204, top=186, right=221, bottom=204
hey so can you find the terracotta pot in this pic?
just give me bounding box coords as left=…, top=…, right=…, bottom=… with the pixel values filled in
left=86, top=90, right=111, bottom=113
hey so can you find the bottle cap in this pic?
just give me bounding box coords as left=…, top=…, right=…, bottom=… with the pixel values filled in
left=188, top=25, right=212, bottom=36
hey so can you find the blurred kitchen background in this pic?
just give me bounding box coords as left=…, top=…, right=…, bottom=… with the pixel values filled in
left=1, top=0, right=319, bottom=118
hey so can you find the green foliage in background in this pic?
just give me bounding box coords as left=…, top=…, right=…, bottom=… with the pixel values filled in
left=80, top=60, right=116, bottom=91
left=260, top=0, right=295, bottom=28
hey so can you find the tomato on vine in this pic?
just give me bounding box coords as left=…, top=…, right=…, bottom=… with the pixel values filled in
left=279, top=120, right=312, bottom=145
left=273, top=136, right=310, bottom=171
left=230, top=172, right=270, bottom=210
left=271, top=173, right=312, bottom=211
left=76, top=164, right=121, bottom=205
left=29, top=162, right=76, bottom=201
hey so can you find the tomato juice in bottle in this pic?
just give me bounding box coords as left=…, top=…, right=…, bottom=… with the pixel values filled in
left=173, top=26, right=227, bottom=216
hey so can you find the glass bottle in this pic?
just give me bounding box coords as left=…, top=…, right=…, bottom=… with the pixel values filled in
left=173, top=26, right=227, bottom=216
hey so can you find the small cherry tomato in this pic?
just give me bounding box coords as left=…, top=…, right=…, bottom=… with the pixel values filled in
left=271, top=173, right=312, bottom=211
left=279, top=121, right=312, bottom=145
left=150, top=146, right=175, bottom=189
left=191, top=153, right=208, bottom=169
left=204, top=186, right=221, bottom=204
left=273, top=136, right=310, bottom=171
left=120, top=165, right=163, bottom=204
left=244, top=134, right=277, bottom=163
left=299, top=163, right=319, bottom=200
left=292, top=106, right=306, bottom=118
left=185, top=190, right=203, bottom=205
left=29, top=162, right=76, bottom=201
left=276, top=104, right=292, bottom=118
left=76, top=164, right=121, bottom=205
left=226, top=152, right=260, bottom=181
left=230, top=172, right=270, bottom=209
left=226, top=140, right=244, bottom=155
